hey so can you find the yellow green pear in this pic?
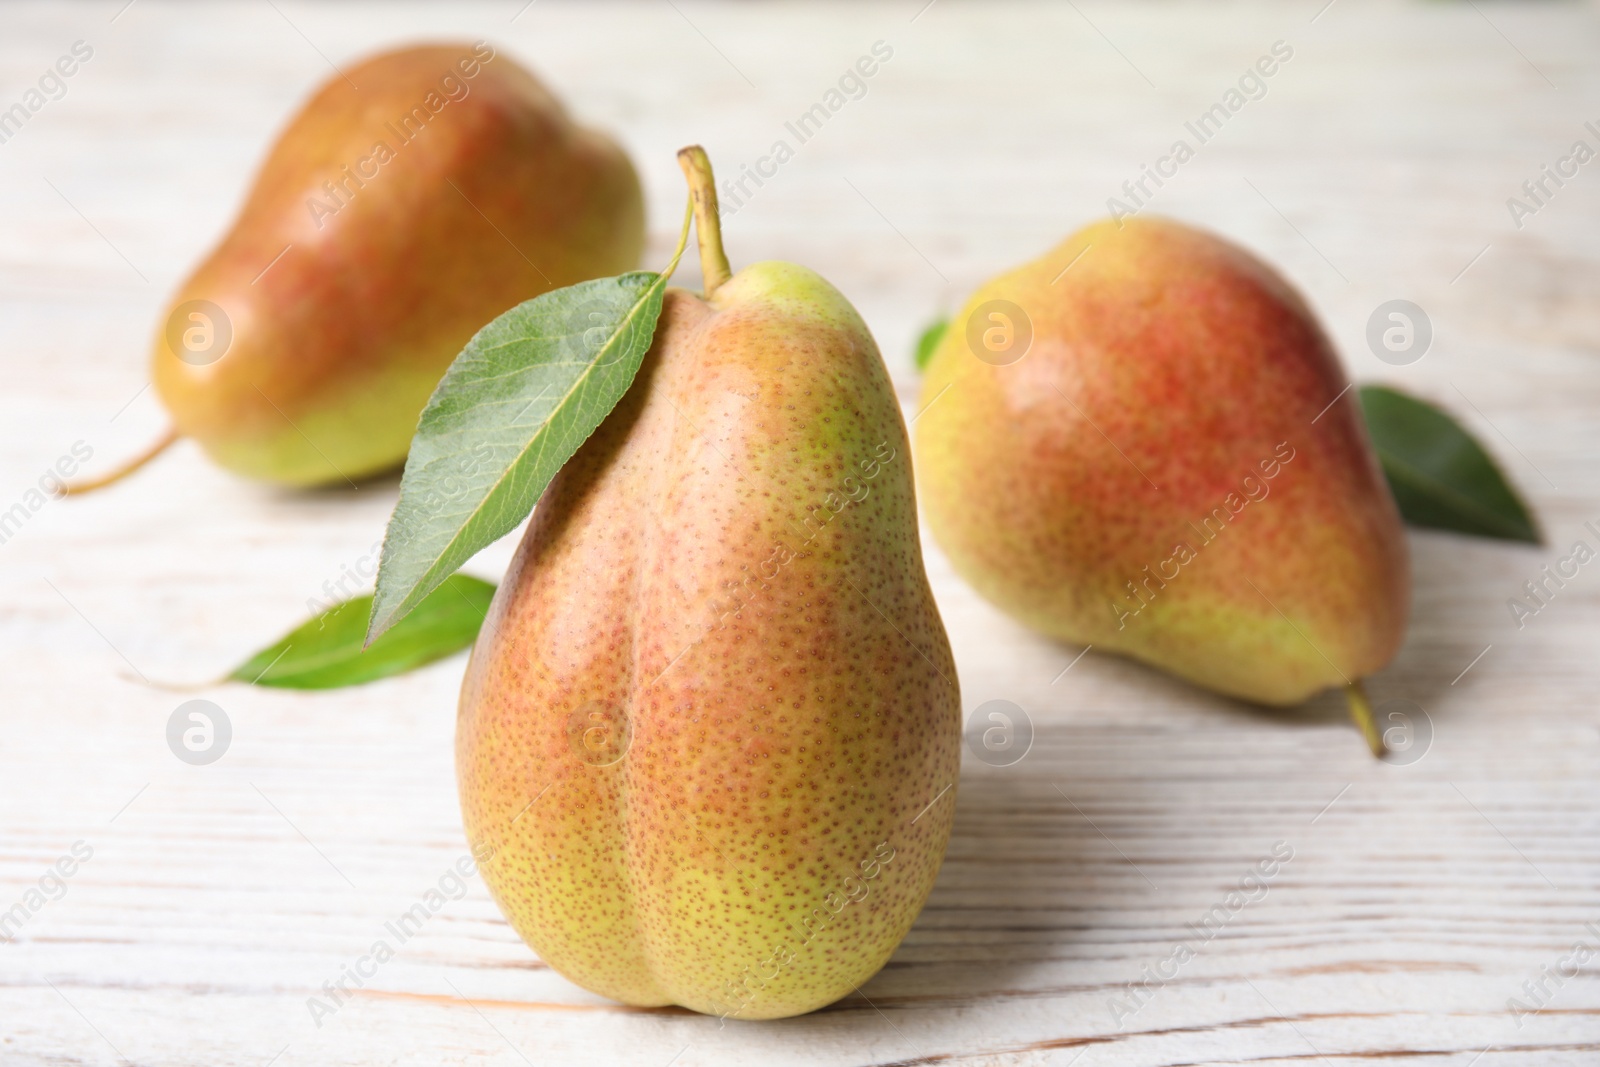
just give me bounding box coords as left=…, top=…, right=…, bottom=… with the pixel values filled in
left=77, top=42, right=643, bottom=492
left=457, top=149, right=961, bottom=1019
left=916, top=217, right=1408, bottom=747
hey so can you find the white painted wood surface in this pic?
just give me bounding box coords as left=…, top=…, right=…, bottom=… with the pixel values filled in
left=2, top=1, right=1598, bottom=1063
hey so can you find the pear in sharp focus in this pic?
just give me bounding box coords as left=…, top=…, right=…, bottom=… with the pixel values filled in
left=457, top=149, right=961, bottom=1019
left=136, top=42, right=644, bottom=488
left=915, top=217, right=1409, bottom=716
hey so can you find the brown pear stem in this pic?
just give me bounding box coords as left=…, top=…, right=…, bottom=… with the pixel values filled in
left=62, top=426, right=179, bottom=495
left=1344, top=680, right=1386, bottom=759
left=676, top=145, right=731, bottom=299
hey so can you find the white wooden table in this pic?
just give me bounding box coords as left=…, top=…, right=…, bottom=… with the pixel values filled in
left=3, top=2, right=1598, bottom=1063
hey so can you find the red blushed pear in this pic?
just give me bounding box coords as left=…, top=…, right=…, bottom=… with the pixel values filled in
left=915, top=217, right=1409, bottom=754
left=456, top=149, right=961, bottom=1019
left=71, top=42, right=643, bottom=492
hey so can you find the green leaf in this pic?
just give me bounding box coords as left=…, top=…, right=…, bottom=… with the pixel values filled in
left=1359, top=384, right=1541, bottom=544
left=367, top=272, right=670, bottom=642
left=914, top=317, right=948, bottom=372
left=231, top=574, right=496, bottom=689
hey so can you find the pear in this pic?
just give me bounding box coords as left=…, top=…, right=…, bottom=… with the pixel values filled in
left=77, top=42, right=643, bottom=491
left=915, top=217, right=1408, bottom=748
left=456, top=149, right=960, bottom=1019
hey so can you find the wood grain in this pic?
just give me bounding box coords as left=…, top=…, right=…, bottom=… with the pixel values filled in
left=2, top=1, right=1597, bottom=1064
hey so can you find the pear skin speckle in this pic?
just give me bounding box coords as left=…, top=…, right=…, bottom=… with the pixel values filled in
left=915, top=217, right=1408, bottom=706
left=152, top=44, right=644, bottom=487
left=458, top=262, right=961, bottom=1019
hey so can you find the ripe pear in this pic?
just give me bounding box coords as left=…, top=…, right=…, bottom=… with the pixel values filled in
left=456, top=149, right=960, bottom=1019
left=915, top=217, right=1408, bottom=733
left=122, top=43, right=643, bottom=489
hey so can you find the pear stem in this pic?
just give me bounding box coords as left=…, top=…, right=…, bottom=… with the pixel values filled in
left=676, top=145, right=731, bottom=299
left=1344, top=680, right=1386, bottom=759
left=62, top=426, right=179, bottom=495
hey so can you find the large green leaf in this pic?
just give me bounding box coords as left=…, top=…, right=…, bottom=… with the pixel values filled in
left=367, top=272, right=670, bottom=642
left=1359, top=384, right=1540, bottom=544
left=231, top=574, right=496, bottom=689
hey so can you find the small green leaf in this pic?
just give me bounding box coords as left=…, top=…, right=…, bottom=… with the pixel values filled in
left=368, top=272, right=670, bottom=642
left=914, top=317, right=948, bottom=372
left=1359, top=384, right=1541, bottom=544
left=231, top=574, right=496, bottom=689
